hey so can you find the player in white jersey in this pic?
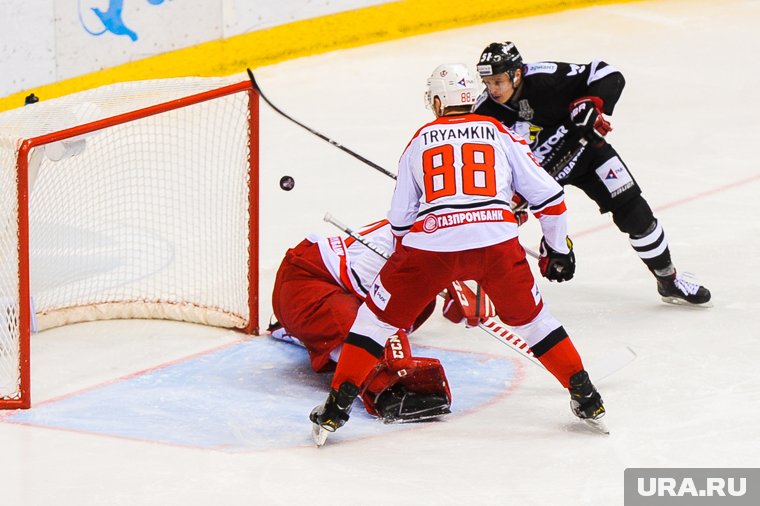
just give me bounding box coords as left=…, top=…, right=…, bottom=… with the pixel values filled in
left=310, top=64, right=606, bottom=444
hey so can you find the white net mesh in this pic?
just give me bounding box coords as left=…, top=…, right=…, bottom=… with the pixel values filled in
left=0, top=75, right=256, bottom=403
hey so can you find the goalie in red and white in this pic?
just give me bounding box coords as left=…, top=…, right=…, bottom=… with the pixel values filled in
left=271, top=219, right=500, bottom=423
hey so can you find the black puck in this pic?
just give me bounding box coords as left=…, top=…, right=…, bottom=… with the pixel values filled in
left=279, top=175, right=295, bottom=191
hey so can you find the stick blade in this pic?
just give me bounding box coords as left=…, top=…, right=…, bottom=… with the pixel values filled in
left=587, top=346, right=637, bottom=383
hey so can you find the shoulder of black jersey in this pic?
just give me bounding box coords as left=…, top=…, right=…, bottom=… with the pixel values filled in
left=523, top=61, right=563, bottom=77
left=473, top=90, right=490, bottom=110
left=587, top=60, right=624, bottom=84
left=522, top=61, right=574, bottom=90
left=473, top=93, right=515, bottom=124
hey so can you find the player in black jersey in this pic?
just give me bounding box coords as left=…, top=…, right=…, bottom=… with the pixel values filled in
left=472, top=42, right=710, bottom=306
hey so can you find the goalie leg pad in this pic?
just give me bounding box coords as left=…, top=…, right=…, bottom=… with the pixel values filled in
left=373, top=383, right=452, bottom=423
left=361, top=332, right=452, bottom=422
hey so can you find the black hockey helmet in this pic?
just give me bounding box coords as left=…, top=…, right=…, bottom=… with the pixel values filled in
left=24, top=93, right=39, bottom=106
left=476, top=42, right=523, bottom=78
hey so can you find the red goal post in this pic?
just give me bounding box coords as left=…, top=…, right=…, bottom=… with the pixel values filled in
left=0, top=75, right=260, bottom=409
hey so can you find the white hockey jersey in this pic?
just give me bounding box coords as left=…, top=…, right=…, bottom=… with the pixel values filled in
left=309, top=220, right=392, bottom=298
left=389, top=113, right=570, bottom=253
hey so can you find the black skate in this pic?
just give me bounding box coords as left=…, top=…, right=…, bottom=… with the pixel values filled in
left=310, top=381, right=360, bottom=446
left=374, top=385, right=451, bottom=424
left=568, top=370, right=608, bottom=434
left=656, top=272, right=711, bottom=306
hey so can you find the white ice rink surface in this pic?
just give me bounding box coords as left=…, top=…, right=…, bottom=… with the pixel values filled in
left=2, top=0, right=759, bottom=504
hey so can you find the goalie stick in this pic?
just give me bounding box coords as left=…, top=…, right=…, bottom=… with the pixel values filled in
left=246, top=69, right=397, bottom=180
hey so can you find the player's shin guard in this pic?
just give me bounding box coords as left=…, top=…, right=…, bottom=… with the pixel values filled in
left=310, top=332, right=385, bottom=444
left=529, top=327, right=583, bottom=388
left=628, top=219, right=673, bottom=273
left=628, top=218, right=711, bottom=305
left=330, top=332, right=385, bottom=391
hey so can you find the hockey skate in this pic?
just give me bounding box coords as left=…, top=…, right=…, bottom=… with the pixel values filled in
left=656, top=272, right=711, bottom=307
left=568, top=370, right=608, bottom=435
left=310, top=381, right=360, bottom=447
left=374, top=385, right=451, bottom=424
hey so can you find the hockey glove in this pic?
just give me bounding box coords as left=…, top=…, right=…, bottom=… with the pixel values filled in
left=538, top=236, right=576, bottom=282
left=515, top=209, right=529, bottom=226
left=568, top=97, right=612, bottom=139
left=511, top=193, right=529, bottom=226
left=442, top=280, right=496, bottom=327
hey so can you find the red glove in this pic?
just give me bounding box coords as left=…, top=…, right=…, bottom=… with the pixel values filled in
left=569, top=96, right=612, bottom=138
left=515, top=210, right=529, bottom=226
left=442, top=280, right=496, bottom=327
left=511, top=193, right=529, bottom=226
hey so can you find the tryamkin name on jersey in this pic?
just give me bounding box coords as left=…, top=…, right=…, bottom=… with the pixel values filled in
left=421, top=124, right=496, bottom=145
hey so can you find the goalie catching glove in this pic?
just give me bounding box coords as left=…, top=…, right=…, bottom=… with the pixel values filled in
left=442, top=280, right=497, bottom=327
left=538, top=236, right=576, bottom=282
left=568, top=96, right=612, bottom=140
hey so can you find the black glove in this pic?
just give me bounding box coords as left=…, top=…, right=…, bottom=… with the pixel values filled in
left=568, top=96, right=612, bottom=139
left=538, top=236, right=575, bottom=282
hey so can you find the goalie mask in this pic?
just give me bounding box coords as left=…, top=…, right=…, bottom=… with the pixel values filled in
left=425, top=63, right=478, bottom=111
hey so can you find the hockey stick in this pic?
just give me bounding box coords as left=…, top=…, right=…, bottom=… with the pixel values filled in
left=246, top=69, right=398, bottom=180
left=544, top=137, right=588, bottom=180
left=322, top=212, right=544, bottom=368
left=323, top=213, right=390, bottom=261
left=246, top=69, right=542, bottom=259
left=322, top=213, right=636, bottom=381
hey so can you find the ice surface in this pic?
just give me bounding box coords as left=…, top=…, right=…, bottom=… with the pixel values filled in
left=1, top=1, right=759, bottom=504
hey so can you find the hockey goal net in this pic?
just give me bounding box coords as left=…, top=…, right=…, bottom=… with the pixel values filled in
left=0, top=75, right=259, bottom=409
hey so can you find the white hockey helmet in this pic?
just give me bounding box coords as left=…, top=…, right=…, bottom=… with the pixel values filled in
left=425, top=63, right=478, bottom=111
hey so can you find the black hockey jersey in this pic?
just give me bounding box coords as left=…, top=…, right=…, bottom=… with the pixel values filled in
left=473, top=60, right=625, bottom=148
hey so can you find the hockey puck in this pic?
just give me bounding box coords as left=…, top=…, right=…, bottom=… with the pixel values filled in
left=279, top=175, right=295, bottom=191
